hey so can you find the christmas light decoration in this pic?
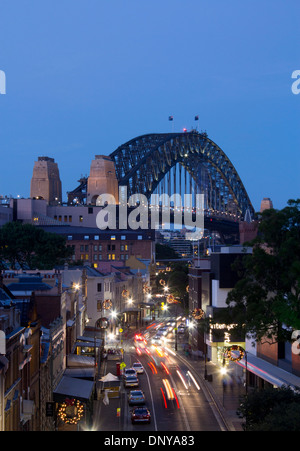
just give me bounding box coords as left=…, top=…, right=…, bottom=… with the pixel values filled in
left=58, top=398, right=84, bottom=425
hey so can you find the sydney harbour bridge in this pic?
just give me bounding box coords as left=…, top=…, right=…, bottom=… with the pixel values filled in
left=68, top=131, right=254, bottom=242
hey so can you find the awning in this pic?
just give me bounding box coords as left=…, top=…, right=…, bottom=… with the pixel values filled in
left=53, top=376, right=94, bottom=402
left=237, top=353, right=300, bottom=390
left=67, top=354, right=95, bottom=367
left=64, top=367, right=95, bottom=380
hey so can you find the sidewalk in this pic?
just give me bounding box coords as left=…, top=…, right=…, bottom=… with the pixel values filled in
left=175, top=343, right=244, bottom=431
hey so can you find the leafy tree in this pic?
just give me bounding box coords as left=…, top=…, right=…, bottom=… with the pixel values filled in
left=238, top=386, right=300, bottom=431
left=217, top=199, right=300, bottom=343
left=155, top=243, right=179, bottom=260
left=0, top=221, right=73, bottom=270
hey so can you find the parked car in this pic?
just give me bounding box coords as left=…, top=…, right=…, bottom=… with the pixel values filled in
left=128, top=390, right=145, bottom=405
left=132, top=362, right=144, bottom=374
left=124, top=375, right=139, bottom=388
left=131, top=406, right=151, bottom=424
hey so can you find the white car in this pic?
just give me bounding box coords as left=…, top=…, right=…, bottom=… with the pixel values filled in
left=123, top=368, right=137, bottom=378
left=132, top=362, right=144, bottom=374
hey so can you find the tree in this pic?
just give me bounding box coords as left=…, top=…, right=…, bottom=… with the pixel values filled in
left=238, top=386, right=300, bottom=431
left=0, top=222, right=73, bottom=270
left=217, top=199, right=300, bottom=343
left=155, top=243, right=179, bottom=260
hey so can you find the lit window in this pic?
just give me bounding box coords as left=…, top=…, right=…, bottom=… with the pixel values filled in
left=94, top=235, right=99, bottom=240
left=111, top=235, right=116, bottom=240
left=121, top=235, right=126, bottom=240
left=84, top=235, right=89, bottom=240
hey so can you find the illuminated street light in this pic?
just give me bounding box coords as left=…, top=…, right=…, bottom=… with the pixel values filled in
left=110, top=310, right=117, bottom=319
left=220, top=367, right=227, bottom=376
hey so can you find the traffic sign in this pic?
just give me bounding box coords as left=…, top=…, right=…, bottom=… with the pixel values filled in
left=120, top=362, right=126, bottom=369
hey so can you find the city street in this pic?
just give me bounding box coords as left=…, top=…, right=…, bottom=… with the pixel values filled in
left=91, top=322, right=237, bottom=432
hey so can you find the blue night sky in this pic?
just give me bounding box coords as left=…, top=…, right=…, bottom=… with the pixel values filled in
left=0, top=0, right=299, bottom=212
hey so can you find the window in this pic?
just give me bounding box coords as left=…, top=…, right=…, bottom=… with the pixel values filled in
left=94, top=245, right=98, bottom=251
left=125, top=254, right=129, bottom=260
left=93, top=254, right=98, bottom=261
left=112, top=254, right=116, bottom=260
left=138, top=235, right=143, bottom=240
left=97, top=300, right=102, bottom=311
left=79, top=215, right=83, bottom=222
left=85, top=245, right=88, bottom=251
left=97, top=283, right=102, bottom=292
left=99, top=254, right=102, bottom=260
left=85, top=254, right=89, bottom=260
left=107, top=245, right=111, bottom=251
left=121, top=254, right=125, bottom=260
left=121, top=235, right=126, bottom=240
left=88, top=207, right=93, bottom=214
left=84, top=235, right=89, bottom=240
left=69, top=216, right=72, bottom=222
left=80, top=245, right=84, bottom=252
left=111, top=235, right=116, bottom=240
left=120, top=244, right=124, bottom=251
left=80, top=254, right=84, bottom=260
left=94, top=235, right=99, bottom=240
left=107, top=254, right=111, bottom=260
left=112, top=245, right=115, bottom=251
left=67, top=235, right=73, bottom=240
left=64, top=215, right=68, bottom=222
left=125, top=244, right=128, bottom=251
left=99, top=244, right=102, bottom=251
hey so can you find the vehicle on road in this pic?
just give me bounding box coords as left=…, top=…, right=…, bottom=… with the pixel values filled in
left=123, top=368, right=137, bottom=378
left=132, top=362, right=144, bottom=374
left=124, top=375, right=139, bottom=388
left=128, top=390, right=145, bottom=405
left=131, top=406, right=151, bottom=424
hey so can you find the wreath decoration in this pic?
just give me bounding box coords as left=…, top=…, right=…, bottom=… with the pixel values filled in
left=58, top=398, right=84, bottom=425
left=103, top=299, right=112, bottom=310
left=225, top=345, right=245, bottom=362
left=192, top=308, right=204, bottom=319
left=122, top=289, right=129, bottom=298
left=159, top=279, right=166, bottom=287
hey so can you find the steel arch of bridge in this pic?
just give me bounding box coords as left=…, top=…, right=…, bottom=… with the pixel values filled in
left=110, top=131, right=254, bottom=219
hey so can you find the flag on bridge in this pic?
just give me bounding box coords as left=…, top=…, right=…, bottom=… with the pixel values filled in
left=168, top=116, right=174, bottom=121
left=195, top=115, right=199, bottom=121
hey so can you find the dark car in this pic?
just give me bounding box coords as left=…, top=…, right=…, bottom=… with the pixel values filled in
left=131, top=406, right=151, bottom=424
left=128, top=390, right=145, bottom=405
